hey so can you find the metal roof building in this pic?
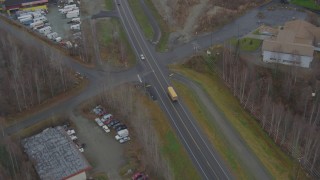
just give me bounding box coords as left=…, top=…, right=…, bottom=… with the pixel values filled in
left=22, top=127, right=91, bottom=180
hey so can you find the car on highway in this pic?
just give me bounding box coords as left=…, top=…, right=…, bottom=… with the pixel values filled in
left=146, top=85, right=157, bottom=101
left=115, top=125, right=127, bottom=132
left=140, top=54, right=145, bottom=60
left=102, top=125, right=110, bottom=133
left=119, top=136, right=130, bottom=144
left=95, top=118, right=104, bottom=127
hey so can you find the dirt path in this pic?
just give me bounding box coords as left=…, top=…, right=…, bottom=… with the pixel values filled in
left=181, top=0, right=209, bottom=40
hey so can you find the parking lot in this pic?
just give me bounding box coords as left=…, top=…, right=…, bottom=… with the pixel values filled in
left=46, top=3, right=72, bottom=39
left=70, top=112, right=125, bottom=179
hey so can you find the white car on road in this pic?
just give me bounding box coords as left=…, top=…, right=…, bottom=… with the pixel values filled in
left=140, top=54, right=145, bottom=60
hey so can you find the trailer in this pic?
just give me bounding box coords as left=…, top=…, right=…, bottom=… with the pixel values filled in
left=47, top=32, right=58, bottom=40
left=70, top=24, right=80, bottom=30
left=55, top=37, right=62, bottom=42
left=71, top=17, right=80, bottom=23
left=38, top=26, right=51, bottom=34
left=18, top=14, right=32, bottom=20
left=23, top=20, right=33, bottom=25
left=32, top=13, right=42, bottom=19
left=60, top=7, right=78, bottom=14
left=19, top=17, right=32, bottom=23
left=66, top=11, right=79, bottom=19
left=33, top=16, right=47, bottom=23
left=64, top=4, right=77, bottom=9
left=30, top=21, right=44, bottom=29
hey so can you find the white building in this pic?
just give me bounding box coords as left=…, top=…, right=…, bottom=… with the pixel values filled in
left=262, top=20, right=320, bottom=68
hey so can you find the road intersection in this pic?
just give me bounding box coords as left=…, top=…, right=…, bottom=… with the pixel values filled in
left=2, top=1, right=307, bottom=179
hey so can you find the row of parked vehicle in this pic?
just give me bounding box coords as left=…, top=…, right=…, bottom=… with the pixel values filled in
left=62, top=123, right=85, bottom=152
left=92, top=105, right=131, bottom=144
left=58, top=3, right=81, bottom=31
left=15, top=10, right=63, bottom=42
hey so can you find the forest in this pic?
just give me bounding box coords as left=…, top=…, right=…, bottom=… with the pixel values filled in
left=212, top=45, right=320, bottom=177
left=0, top=30, right=77, bottom=116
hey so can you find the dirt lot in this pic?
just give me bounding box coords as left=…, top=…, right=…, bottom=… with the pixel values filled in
left=70, top=111, right=126, bottom=180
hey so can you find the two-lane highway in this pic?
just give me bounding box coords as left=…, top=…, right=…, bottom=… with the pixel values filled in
left=115, top=0, right=232, bottom=179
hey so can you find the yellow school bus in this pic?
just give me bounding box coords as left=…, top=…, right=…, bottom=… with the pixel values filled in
left=168, top=86, right=178, bottom=101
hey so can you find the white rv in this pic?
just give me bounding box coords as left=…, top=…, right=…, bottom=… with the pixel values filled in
left=70, top=24, right=80, bottom=30
left=47, top=32, right=58, bottom=40
left=33, top=16, right=47, bottom=23
left=38, top=26, right=51, bottom=35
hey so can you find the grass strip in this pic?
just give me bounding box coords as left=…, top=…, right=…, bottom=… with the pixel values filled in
left=230, top=37, right=262, bottom=51
left=105, top=0, right=114, bottom=10
left=128, top=0, right=154, bottom=40
left=96, top=18, right=136, bottom=68
left=141, top=94, right=201, bottom=179
left=170, top=66, right=307, bottom=179
left=172, top=80, right=253, bottom=179
left=291, top=0, right=320, bottom=10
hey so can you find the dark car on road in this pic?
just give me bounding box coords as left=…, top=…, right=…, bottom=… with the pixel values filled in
left=145, top=84, right=157, bottom=101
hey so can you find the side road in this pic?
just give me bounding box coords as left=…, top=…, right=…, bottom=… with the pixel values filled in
left=138, top=0, right=161, bottom=44
left=173, top=73, right=272, bottom=180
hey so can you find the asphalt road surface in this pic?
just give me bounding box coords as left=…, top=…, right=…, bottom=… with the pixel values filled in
left=1, top=1, right=307, bottom=179
left=116, top=0, right=232, bottom=179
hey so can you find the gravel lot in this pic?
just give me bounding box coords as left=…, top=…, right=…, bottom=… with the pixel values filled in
left=70, top=111, right=126, bottom=180
left=46, top=3, right=74, bottom=39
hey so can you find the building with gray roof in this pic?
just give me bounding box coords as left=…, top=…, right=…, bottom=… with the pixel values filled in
left=22, top=127, right=90, bottom=180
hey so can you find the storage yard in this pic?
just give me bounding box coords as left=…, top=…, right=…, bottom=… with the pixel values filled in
left=13, top=0, right=82, bottom=48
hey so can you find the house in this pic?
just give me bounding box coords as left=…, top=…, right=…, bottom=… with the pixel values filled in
left=2, top=0, right=48, bottom=14
left=262, top=20, right=320, bottom=68
left=22, top=127, right=91, bottom=180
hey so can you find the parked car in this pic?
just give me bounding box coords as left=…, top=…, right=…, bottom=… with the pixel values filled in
left=115, top=134, right=128, bottom=140
left=70, top=135, right=78, bottom=141
left=113, top=122, right=124, bottom=129
left=115, top=125, right=127, bottom=132
left=107, top=120, right=120, bottom=128
left=132, top=172, right=148, bottom=180
left=79, top=148, right=84, bottom=152
left=66, top=129, right=75, bottom=135
left=95, top=118, right=104, bottom=126
left=103, top=118, right=113, bottom=125
left=92, top=105, right=103, bottom=114
left=119, top=136, right=130, bottom=144
left=101, top=114, right=112, bottom=122
left=102, top=125, right=110, bottom=133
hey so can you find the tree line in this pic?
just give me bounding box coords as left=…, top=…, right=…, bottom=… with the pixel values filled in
left=0, top=29, right=77, bottom=116
left=213, top=46, right=320, bottom=177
